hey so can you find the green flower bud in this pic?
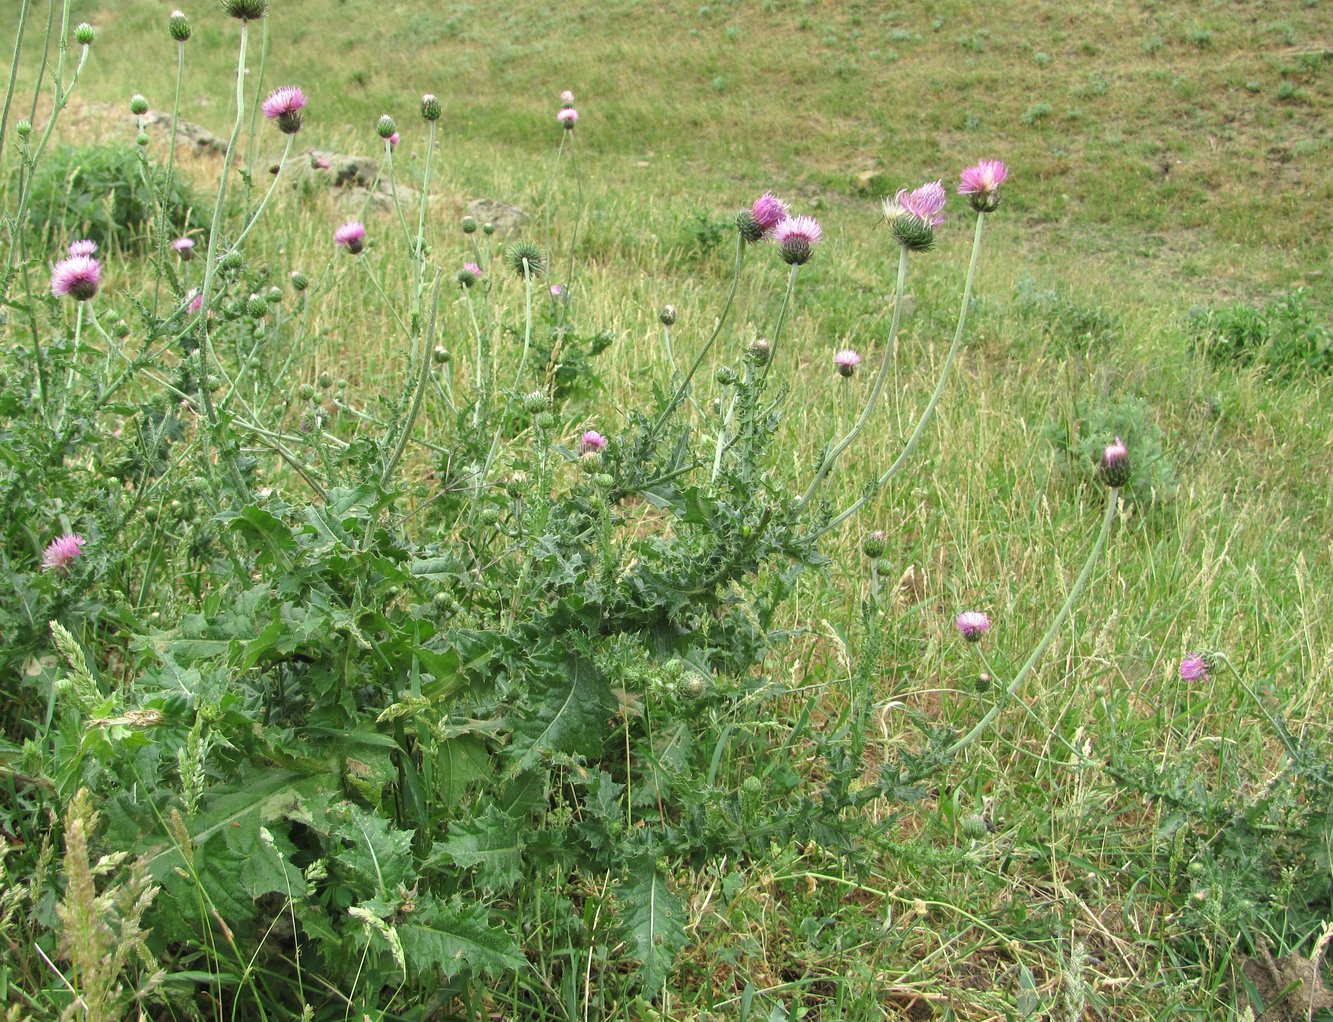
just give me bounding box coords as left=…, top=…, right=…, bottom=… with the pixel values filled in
left=482, top=222, right=495, bottom=236
left=219, top=249, right=244, bottom=271
left=522, top=389, right=551, bottom=414
left=432, top=345, right=450, bottom=365
left=289, top=270, right=309, bottom=292
left=317, top=371, right=334, bottom=389
left=376, top=114, right=397, bottom=139
left=245, top=293, right=268, bottom=318
left=297, top=383, right=316, bottom=401
left=659, top=304, right=677, bottom=326
left=420, top=93, right=442, bottom=122
left=74, top=23, right=96, bottom=45
left=221, top=0, right=268, bottom=21
left=534, top=410, right=557, bottom=430
left=961, top=815, right=989, bottom=840
left=113, top=320, right=131, bottom=339
left=862, top=530, right=886, bottom=559
left=136, top=131, right=150, bottom=147
left=130, top=94, right=149, bottom=115
left=715, top=365, right=738, bottom=386
left=461, top=215, right=477, bottom=234
left=168, top=10, right=192, bottom=42
left=15, top=120, right=32, bottom=139
left=480, top=505, right=501, bottom=525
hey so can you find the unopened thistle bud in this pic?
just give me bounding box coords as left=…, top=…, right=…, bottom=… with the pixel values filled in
left=376, top=114, right=396, bottom=139
left=317, top=371, right=334, bottom=389
left=130, top=94, right=149, bottom=115
left=715, top=365, right=738, bottom=386
left=1099, top=437, right=1131, bottom=488
left=420, top=93, right=442, bottom=122
left=113, top=319, right=131, bottom=339
left=219, top=249, right=243, bottom=271
left=136, top=131, right=150, bottom=147
left=748, top=337, right=771, bottom=365
left=220, top=0, right=268, bottom=21
left=168, top=10, right=192, bottom=42
left=432, top=345, right=450, bottom=365
left=457, top=263, right=481, bottom=288
left=506, top=241, right=545, bottom=279
left=289, top=271, right=309, bottom=291
left=482, top=222, right=495, bottom=236
left=245, top=293, right=268, bottom=318
left=659, top=304, right=677, bottom=326
left=461, top=215, right=477, bottom=234
left=74, top=23, right=95, bottom=45
left=523, top=390, right=551, bottom=414
left=862, top=530, right=886, bottom=559
left=534, top=410, right=557, bottom=430
left=15, top=119, right=32, bottom=139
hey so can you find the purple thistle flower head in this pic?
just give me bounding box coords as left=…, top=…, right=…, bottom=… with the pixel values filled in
left=557, top=107, right=578, bottom=129
left=752, top=192, right=790, bottom=233
left=42, top=533, right=86, bottom=571
left=773, top=215, right=822, bottom=265
left=388, top=131, right=400, bottom=147
left=51, top=255, right=101, bottom=301
left=1179, top=654, right=1210, bottom=682
left=550, top=283, right=567, bottom=299
left=1099, top=436, right=1131, bottom=488
left=186, top=288, right=203, bottom=314
left=457, top=262, right=482, bottom=288
left=172, top=237, right=195, bottom=261
left=955, top=610, right=991, bottom=642
left=959, top=160, right=1008, bottom=212
left=334, top=220, right=366, bottom=255
left=834, top=348, right=862, bottom=377
left=68, top=239, right=97, bottom=258
left=262, top=86, right=306, bottom=134
left=580, top=430, right=607, bottom=454
left=897, top=181, right=947, bottom=227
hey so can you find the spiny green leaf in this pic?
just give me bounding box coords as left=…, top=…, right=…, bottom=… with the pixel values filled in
left=620, top=859, right=686, bottom=992
left=397, top=894, right=526, bottom=981
left=427, top=806, right=523, bottom=892
left=506, top=654, right=615, bottom=776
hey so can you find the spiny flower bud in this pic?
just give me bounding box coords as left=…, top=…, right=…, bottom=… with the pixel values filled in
left=297, top=382, right=316, bottom=401
left=74, top=23, right=95, bottom=45
left=136, top=131, right=150, bottom=147
left=15, top=119, right=32, bottom=139
left=523, top=390, right=551, bottom=414
left=245, top=293, right=268, bottom=318
left=168, top=10, right=192, bottom=42
left=890, top=213, right=935, bottom=253
left=113, top=319, right=131, bottom=339
left=289, top=271, right=309, bottom=292
left=506, top=241, right=545, bottom=279
left=376, top=114, right=397, bottom=139
left=420, top=93, right=442, bottom=122
left=461, top=215, right=477, bottom=234
left=317, top=371, right=334, bottom=389
left=432, top=345, right=450, bottom=365
left=715, top=365, right=738, bottom=386
left=219, top=249, right=244, bottom=271
left=961, top=815, right=989, bottom=839
left=482, top=222, right=495, bottom=236
left=129, top=94, right=149, bottom=115
left=534, top=410, right=557, bottom=430
left=748, top=337, right=771, bottom=365
left=659, top=304, right=677, bottom=326
left=862, top=530, right=886, bottom=559
left=1099, top=437, right=1131, bottom=488
left=220, top=0, right=268, bottom=21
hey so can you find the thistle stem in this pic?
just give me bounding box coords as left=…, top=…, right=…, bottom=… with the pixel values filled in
left=798, top=245, right=910, bottom=508
left=823, top=212, right=988, bottom=535
left=944, top=485, right=1119, bottom=760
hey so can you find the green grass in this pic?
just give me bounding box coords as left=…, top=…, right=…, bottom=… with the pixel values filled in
left=3, top=1, right=1332, bottom=1019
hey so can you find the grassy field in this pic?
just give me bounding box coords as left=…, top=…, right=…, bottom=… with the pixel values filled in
left=3, top=1, right=1332, bottom=1019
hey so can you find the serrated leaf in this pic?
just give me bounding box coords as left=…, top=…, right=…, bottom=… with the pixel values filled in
left=506, top=655, right=615, bottom=776
left=434, top=735, right=491, bottom=806
left=331, top=803, right=414, bottom=901
left=620, top=859, right=686, bottom=991
left=398, top=894, right=526, bottom=980
left=428, top=806, right=523, bottom=892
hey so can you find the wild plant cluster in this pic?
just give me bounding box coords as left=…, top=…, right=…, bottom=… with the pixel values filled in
left=1, top=4, right=1324, bottom=1021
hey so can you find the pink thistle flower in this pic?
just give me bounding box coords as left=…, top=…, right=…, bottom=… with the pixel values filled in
left=1179, top=654, right=1210, bottom=682
left=42, top=533, right=86, bottom=571
left=186, top=288, right=203, bottom=314
left=751, top=192, right=790, bottom=233
left=580, top=430, right=607, bottom=453
left=51, top=255, right=102, bottom=300
left=773, top=215, right=822, bottom=265
left=557, top=107, right=578, bottom=129
left=334, top=220, right=366, bottom=255
left=834, top=348, right=862, bottom=377
left=959, top=160, right=1008, bottom=196
left=262, top=85, right=306, bottom=134
left=959, top=159, right=1008, bottom=212
left=560, top=89, right=575, bottom=105
left=550, top=283, right=566, bottom=298
left=1099, top=436, right=1131, bottom=488
left=67, top=239, right=98, bottom=257
left=457, top=262, right=482, bottom=288
left=172, top=237, right=195, bottom=261
left=388, top=131, right=400, bottom=147
left=896, top=181, right=947, bottom=227
left=955, top=610, right=991, bottom=642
